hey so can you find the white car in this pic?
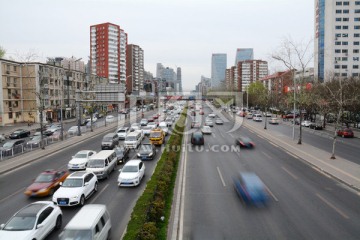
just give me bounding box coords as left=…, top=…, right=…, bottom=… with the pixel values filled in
left=208, top=113, right=216, bottom=118
left=116, top=127, right=130, bottom=140
left=301, top=120, right=311, bottom=127
left=253, top=114, right=263, bottom=122
left=52, top=171, right=98, bottom=207
left=68, top=150, right=97, bottom=170
left=105, top=115, right=115, bottom=123
left=246, top=113, right=253, bottom=119
left=117, top=159, right=145, bottom=187
left=140, top=119, right=148, bottom=126
left=0, top=201, right=62, bottom=240
left=147, top=122, right=158, bottom=128
left=201, top=126, right=212, bottom=134
left=67, top=126, right=79, bottom=135
left=142, top=125, right=153, bottom=135
left=205, top=119, right=214, bottom=127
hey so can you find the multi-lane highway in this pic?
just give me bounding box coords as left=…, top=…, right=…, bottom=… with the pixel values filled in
left=181, top=102, right=360, bottom=240
left=0, top=109, right=172, bottom=240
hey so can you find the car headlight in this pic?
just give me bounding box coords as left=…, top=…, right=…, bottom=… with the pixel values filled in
left=137, top=153, right=141, bottom=157
left=37, top=188, right=48, bottom=193
left=149, top=152, right=153, bottom=156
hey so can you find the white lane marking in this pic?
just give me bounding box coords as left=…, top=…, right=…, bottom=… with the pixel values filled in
left=263, top=183, right=279, bottom=202
left=90, top=183, right=109, bottom=203
left=229, top=133, right=234, bottom=138
left=261, top=151, right=272, bottom=159
left=316, top=193, right=349, bottom=219
left=281, top=166, right=299, bottom=180
left=217, top=167, right=226, bottom=187
left=0, top=188, right=25, bottom=204
left=285, top=151, right=299, bottom=159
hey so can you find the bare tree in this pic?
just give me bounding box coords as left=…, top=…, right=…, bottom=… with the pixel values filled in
left=271, top=36, right=314, bottom=144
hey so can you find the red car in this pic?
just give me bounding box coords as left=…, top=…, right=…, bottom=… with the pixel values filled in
left=199, top=110, right=204, bottom=115
left=337, top=128, right=354, bottom=138
left=24, top=169, right=69, bottom=197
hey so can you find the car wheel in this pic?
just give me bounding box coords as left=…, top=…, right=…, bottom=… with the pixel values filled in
left=107, top=228, right=112, bottom=240
left=79, top=195, right=85, bottom=206
left=55, top=215, right=62, bottom=230
left=94, top=182, right=98, bottom=192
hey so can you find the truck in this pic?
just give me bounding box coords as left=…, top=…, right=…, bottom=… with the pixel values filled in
left=149, top=128, right=165, bottom=146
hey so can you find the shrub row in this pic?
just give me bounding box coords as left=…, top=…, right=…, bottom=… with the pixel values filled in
left=123, top=107, right=187, bottom=240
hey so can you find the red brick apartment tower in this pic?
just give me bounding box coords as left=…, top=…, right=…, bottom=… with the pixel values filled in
left=90, top=22, right=127, bottom=84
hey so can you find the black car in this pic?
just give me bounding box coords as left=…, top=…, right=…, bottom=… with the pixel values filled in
left=234, top=136, right=255, bottom=148
left=191, top=132, right=204, bottom=145
left=9, top=129, right=30, bottom=139
left=115, top=146, right=130, bottom=164
left=0, top=139, right=26, bottom=157
left=136, top=143, right=156, bottom=160
left=309, top=122, right=323, bottom=130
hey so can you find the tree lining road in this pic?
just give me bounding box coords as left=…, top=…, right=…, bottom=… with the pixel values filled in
left=181, top=103, right=360, bottom=240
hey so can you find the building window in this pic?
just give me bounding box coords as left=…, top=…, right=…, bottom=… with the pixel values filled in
left=354, top=49, right=360, bottom=53
left=342, top=41, right=348, bottom=45
left=342, top=49, right=348, bottom=53
left=335, top=33, right=341, bottom=37
left=343, top=33, right=349, bottom=37
left=343, top=18, right=349, bottom=21
left=336, top=25, right=341, bottom=29
left=356, top=9, right=360, bottom=13
left=356, top=1, right=360, bottom=5
left=335, top=41, right=341, bottom=45
left=356, top=18, right=360, bottom=21
left=354, top=57, right=360, bottom=61
left=336, top=9, right=342, bottom=13
left=342, top=57, right=348, bottom=61
left=353, top=65, right=359, bottom=69
left=336, top=18, right=342, bottom=21
left=336, top=1, right=342, bottom=5
left=355, top=41, right=360, bottom=45
left=342, top=73, right=347, bottom=77
left=343, top=9, right=350, bottom=13
left=355, top=33, right=360, bottom=37
left=342, top=65, right=348, bottom=69
left=343, top=25, right=349, bottom=29
left=8, top=113, right=13, bottom=119
left=343, top=1, right=349, bottom=5
left=335, top=49, right=341, bottom=53
left=335, top=65, right=340, bottom=69
left=355, top=25, right=360, bottom=29
left=353, top=73, right=359, bottom=77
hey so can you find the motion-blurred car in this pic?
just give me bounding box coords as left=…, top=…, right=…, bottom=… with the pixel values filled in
left=0, top=201, right=62, bottom=240
left=191, top=132, right=204, bottom=145
left=44, top=125, right=61, bottom=136
left=233, top=172, right=269, bottom=206
left=51, top=130, right=68, bottom=140
left=215, top=118, right=224, bottom=125
left=201, top=126, right=212, bottom=134
left=136, top=143, right=156, bottom=160
left=9, top=129, right=30, bottom=139
left=337, top=127, right=354, bottom=138
left=0, top=139, right=26, bottom=156
left=105, top=115, right=115, bottom=123
left=234, top=136, right=255, bottom=148
left=117, top=159, right=145, bottom=187
left=205, top=119, right=214, bottom=127
left=26, top=135, right=45, bottom=149
left=309, top=122, right=323, bottom=130
left=67, top=126, right=80, bottom=135
left=68, top=150, right=97, bottom=170
left=268, top=117, right=279, bottom=125
left=115, top=146, right=130, bottom=164
left=24, top=169, right=69, bottom=197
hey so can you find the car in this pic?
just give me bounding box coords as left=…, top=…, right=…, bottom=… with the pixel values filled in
left=24, top=170, right=70, bottom=197
left=215, top=118, right=224, bottom=125
left=0, top=134, right=6, bottom=142
left=44, top=126, right=61, bottom=136
left=67, top=126, right=80, bottom=135
left=199, top=110, right=204, bottom=115
left=191, top=120, right=201, bottom=128
left=9, top=129, right=31, bottom=139
left=68, top=150, right=97, bottom=170
left=309, top=122, right=323, bottom=130
left=263, top=112, right=272, bottom=117
left=142, top=125, right=153, bottom=136
left=26, top=135, right=46, bottom=149
left=253, top=114, right=263, bottom=122
left=0, top=139, right=26, bottom=157
left=114, top=146, right=130, bottom=164
left=191, top=132, right=204, bottom=145
left=268, top=117, right=279, bottom=124
left=136, top=143, right=156, bottom=160
left=301, top=120, right=312, bottom=127
left=101, top=133, right=119, bottom=150
left=233, top=172, right=269, bottom=206
left=337, top=127, right=354, bottom=138
left=116, top=127, right=130, bottom=140
left=208, top=113, right=216, bottom=118
left=234, top=136, right=255, bottom=148
left=159, top=122, right=169, bottom=135
left=0, top=201, right=63, bottom=240
left=147, top=121, right=158, bottom=128
left=291, top=118, right=300, bottom=125
left=117, top=159, right=146, bottom=187
left=52, top=171, right=98, bottom=207
left=51, top=130, right=68, bottom=140
left=147, top=116, right=154, bottom=122
left=85, top=116, right=97, bottom=123
left=246, top=113, right=253, bottom=119
left=165, top=118, right=173, bottom=127
left=105, top=115, right=115, bottom=123
left=205, top=119, right=214, bottom=127
left=140, top=118, right=148, bottom=126
left=201, top=126, right=212, bottom=134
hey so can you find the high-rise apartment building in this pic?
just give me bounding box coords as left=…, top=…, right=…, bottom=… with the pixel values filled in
left=90, top=22, right=128, bottom=84
left=126, top=44, right=144, bottom=94
left=235, top=48, right=254, bottom=64
left=211, top=53, right=227, bottom=88
left=237, top=60, right=268, bottom=92
left=315, top=0, right=360, bottom=82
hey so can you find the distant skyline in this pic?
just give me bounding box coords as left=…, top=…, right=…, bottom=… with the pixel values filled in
left=0, top=0, right=314, bottom=91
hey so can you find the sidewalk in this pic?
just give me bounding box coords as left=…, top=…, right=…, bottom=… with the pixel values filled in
left=242, top=117, right=360, bottom=192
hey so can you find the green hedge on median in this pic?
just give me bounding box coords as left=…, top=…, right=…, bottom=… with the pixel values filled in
left=123, top=107, right=187, bottom=240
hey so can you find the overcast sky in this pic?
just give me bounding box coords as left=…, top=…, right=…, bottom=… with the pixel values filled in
left=0, top=0, right=314, bottom=91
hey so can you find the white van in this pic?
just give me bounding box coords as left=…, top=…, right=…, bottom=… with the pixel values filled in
left=86, top=150, right=117, bottom=179
left=59, top=204, right=111, bottom=240
left=124, top=130, right=143, bottom=149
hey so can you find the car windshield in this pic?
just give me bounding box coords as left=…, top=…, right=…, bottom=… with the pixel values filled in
left=139, top=145, right=152, bottom=153
left=122, top=165, right=138, bottom=173
left=35, top=173, right=54, bottom=182
left=60, top=229, right=93, bottom=240
left=31, top=136, right=41, bottom=141
left=87, top=159, right=104, bottom=168
left=3, top=215, right=36, bottom=231
left=74, top=153, right=87, bottom=158
left=62, top=178, right=83, bottom=187
left=116, top=149, right=124, bottom=155
left=13, top=130, right=22, bottom=134
left=3, top=142, right=14, bottom=148
left=118, top=129, right=126, bottom=133
left=126, top=136, right=136, bottom=141
left=150, top=132, right=161, bottom=138
left=103, top=137, right=113, bottom=141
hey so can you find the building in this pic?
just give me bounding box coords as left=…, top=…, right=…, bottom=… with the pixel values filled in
left=211, top=53, right=227, bottom=88
left=90, top=22, right=128, bottom=84
left=314, top=0, right=360, bottom=82
left=126, top=44, right=144, bottom=95
left=156, top=63, right=182, bottom=92
left=236, top=60, right=268, bottom=92
left=235, top=48, right=254, bottom=64
left=176, top=67, right=182, bottom=93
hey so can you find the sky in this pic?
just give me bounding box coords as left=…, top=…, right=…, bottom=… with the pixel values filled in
left=0, top=0, right=314, bottom=91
